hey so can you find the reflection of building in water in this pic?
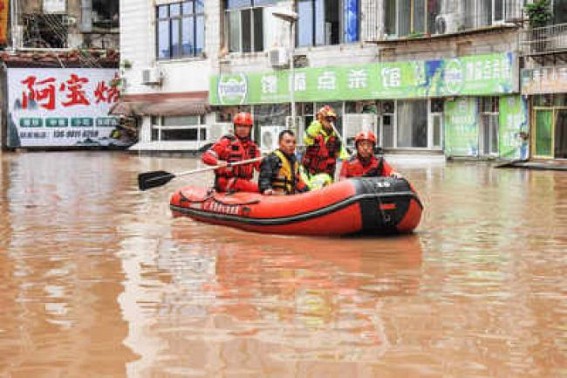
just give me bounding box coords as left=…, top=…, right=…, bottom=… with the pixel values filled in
left=120, top=225, right=424, bottom=375
left=0, top=153, right=135, bottom=376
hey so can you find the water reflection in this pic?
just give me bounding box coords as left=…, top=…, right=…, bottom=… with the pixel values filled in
left=0, top=152, right=136, bottom=377
left=120, top=221, right=423, bottom=376
left=2, top=153, right=567, bottom=377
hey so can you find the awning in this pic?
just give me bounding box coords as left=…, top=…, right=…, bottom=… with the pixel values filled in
left=109, top=100, right=210, bottom=117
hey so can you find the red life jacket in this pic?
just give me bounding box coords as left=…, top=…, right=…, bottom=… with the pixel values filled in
left=302, top=134, right=341, bottom=175
left=343, top=155, right=384, bottom=178
left=215, top=135, right=258, bottom=179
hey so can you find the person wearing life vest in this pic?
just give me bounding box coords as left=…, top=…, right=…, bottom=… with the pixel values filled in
left=259, top=129, right=309, bottom=195
left=201, top=112, right=261, bottom=192
left=339, top=130, right=403, bottom=180
left=301, top=105, right=349, bottom=188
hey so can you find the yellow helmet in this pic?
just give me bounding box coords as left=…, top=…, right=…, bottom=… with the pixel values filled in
left=317, top=105, right=337, bottom=120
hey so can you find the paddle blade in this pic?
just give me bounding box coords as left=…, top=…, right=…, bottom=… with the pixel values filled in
left=138, top=170, right=175, bottom=191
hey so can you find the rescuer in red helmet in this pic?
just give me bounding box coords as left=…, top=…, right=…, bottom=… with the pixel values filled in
left=201, top=111, right=261, bottom=192
left=339, top=130, right=402, bottom=180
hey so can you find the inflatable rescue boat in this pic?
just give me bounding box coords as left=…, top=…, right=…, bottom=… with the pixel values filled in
left=170, top=176, right=423, bottom=236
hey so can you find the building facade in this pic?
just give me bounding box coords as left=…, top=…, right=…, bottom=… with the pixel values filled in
left=519, top=0, right=567, bottom=160
left=118, top=0, right=565, bottom=161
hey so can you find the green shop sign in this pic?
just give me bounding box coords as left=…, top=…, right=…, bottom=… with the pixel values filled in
left=499, top=95, right=528, bottom=160
left=210, top=52, right=516, bottom=105
left=444, top=98, right=479, bottom=157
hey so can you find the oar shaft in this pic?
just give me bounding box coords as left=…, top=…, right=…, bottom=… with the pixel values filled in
left=175, top=156, right=263, bottom=178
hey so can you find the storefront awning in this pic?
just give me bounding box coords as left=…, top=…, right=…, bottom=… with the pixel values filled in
left=109, top=100, right=210, bottom=117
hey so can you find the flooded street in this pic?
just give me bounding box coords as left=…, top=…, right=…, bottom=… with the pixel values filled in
left=0, top=151, right=566, bottom=377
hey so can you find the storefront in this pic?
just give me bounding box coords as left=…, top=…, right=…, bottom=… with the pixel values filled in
left=521, top=66, right=567, bottom=159
left=210, top=52, right=526, bottom=159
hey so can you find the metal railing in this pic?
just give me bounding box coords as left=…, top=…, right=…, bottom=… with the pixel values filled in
left=520, top=23, right=567, bottom=55
left=363, top=1, right=523, bottom=42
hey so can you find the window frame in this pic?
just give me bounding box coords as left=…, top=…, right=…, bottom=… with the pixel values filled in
left=297, top=0, right=360, bottom=48
left=156, top=1, right=205, bottom=61
left=150, top=115, right=206, bottom=142
left=224, top=0, right=278, bottom=53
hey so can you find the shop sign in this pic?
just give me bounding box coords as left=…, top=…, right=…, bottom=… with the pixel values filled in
left=521, top=66, right=567, bottom=94
left=499, top=95, right=529, bottom=160
left=7, top=68, right=121, bottom=148
left=210, top=52, right=516, bottom=105
left=444, top=98, right=479, bottom=157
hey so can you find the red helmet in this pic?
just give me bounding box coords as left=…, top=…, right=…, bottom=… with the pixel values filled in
left=317, top=105, right=337, bottom=120
left=355, top=131, right=377, bottom=146
left=233, top=112, right=253, bottom=127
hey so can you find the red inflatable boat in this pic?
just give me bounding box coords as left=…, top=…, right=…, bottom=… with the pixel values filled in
left=170, top=177, right=423, bottom=236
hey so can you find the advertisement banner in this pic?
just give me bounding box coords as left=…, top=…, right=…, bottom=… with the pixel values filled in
left=444, top=98, right=479, bottom=157
left=7, top=68, right=123, bottom=148
left=499, top=95, right=529, bottom=160
left=521, top=66, right=567, bottom=94
left=0, top=0, right=8, bottom=45
left=210, top=52, right=516, bottom=105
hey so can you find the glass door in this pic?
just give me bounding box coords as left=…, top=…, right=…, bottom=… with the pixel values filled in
left=533, top=109, right=553, bottom=159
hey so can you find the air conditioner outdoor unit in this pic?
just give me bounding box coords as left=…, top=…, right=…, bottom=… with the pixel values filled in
left=269, top=47, right=289, bottom=68
left=208, top=123, right=232, bottom=142
left=260, top=126, right=285, bottom=153
left=62, top=15, right=77, bottom=26
left=435, top=14, right=463, bottom=35
left=141, top=68, right=162, bottom=85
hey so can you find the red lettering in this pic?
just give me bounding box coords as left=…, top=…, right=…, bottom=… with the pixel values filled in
left=21, top=75, right=57, bottom=110
left=60, top=74, right=90, bottom=107
left=94, top=77, right=119, bottom=104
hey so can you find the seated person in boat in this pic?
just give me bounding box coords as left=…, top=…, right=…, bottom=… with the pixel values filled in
left=301, top=105, right=350, bottom=189
left=259, top=129, right=309, bottom=195
left=202, top=112, right=261, bottom=192
left=339, top=131, right=403, bottom=180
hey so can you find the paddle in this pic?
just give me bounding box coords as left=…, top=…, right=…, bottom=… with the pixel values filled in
left=330, top=121, right=353, bottom=156
left=138, top=157, right=263, bottom=191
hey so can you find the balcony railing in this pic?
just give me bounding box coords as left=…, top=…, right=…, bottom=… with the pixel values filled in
left=520, top=23, right=567, bottom=56
left=364, top=1, right=523, bottom=42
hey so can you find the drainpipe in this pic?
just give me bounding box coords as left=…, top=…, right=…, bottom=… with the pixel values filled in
left=10, top=0, right=18, bottom=50
left=81, top=0, right=92, bottom=33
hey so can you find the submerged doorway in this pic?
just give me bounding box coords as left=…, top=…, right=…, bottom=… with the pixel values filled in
left=555, top=109, right=567, bottom=158
left=533, top=107, right=567, bottom=159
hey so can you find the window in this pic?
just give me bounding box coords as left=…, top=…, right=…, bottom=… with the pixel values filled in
left=157, top=1, right=205, bottom=60
left=93, top=0, right=119, bottom=28
left=385, top=0, right=439, bottom=37
left=151, top=116, right=206, bottom=141
left=397, top=100, right=427, bottom=148
left=553, top=0, right=567, bottom=24
left=297, top=0, right=360, bottom=47
left=226, top=0, right=278, bottom=53
left=385, top=0, right=525, bottom=37
left=460, top=0, right=521, bottom=30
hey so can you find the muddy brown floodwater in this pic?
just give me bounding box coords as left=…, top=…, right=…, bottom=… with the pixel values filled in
left=0, top=151, right=566, bottom=377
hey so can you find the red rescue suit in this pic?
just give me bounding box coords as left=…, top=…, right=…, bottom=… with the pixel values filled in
left=202, top=135, right=261, bottom=192
left=302, top=134, right=341, bottom=176
left=339, top=154, right=394, bottom=180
